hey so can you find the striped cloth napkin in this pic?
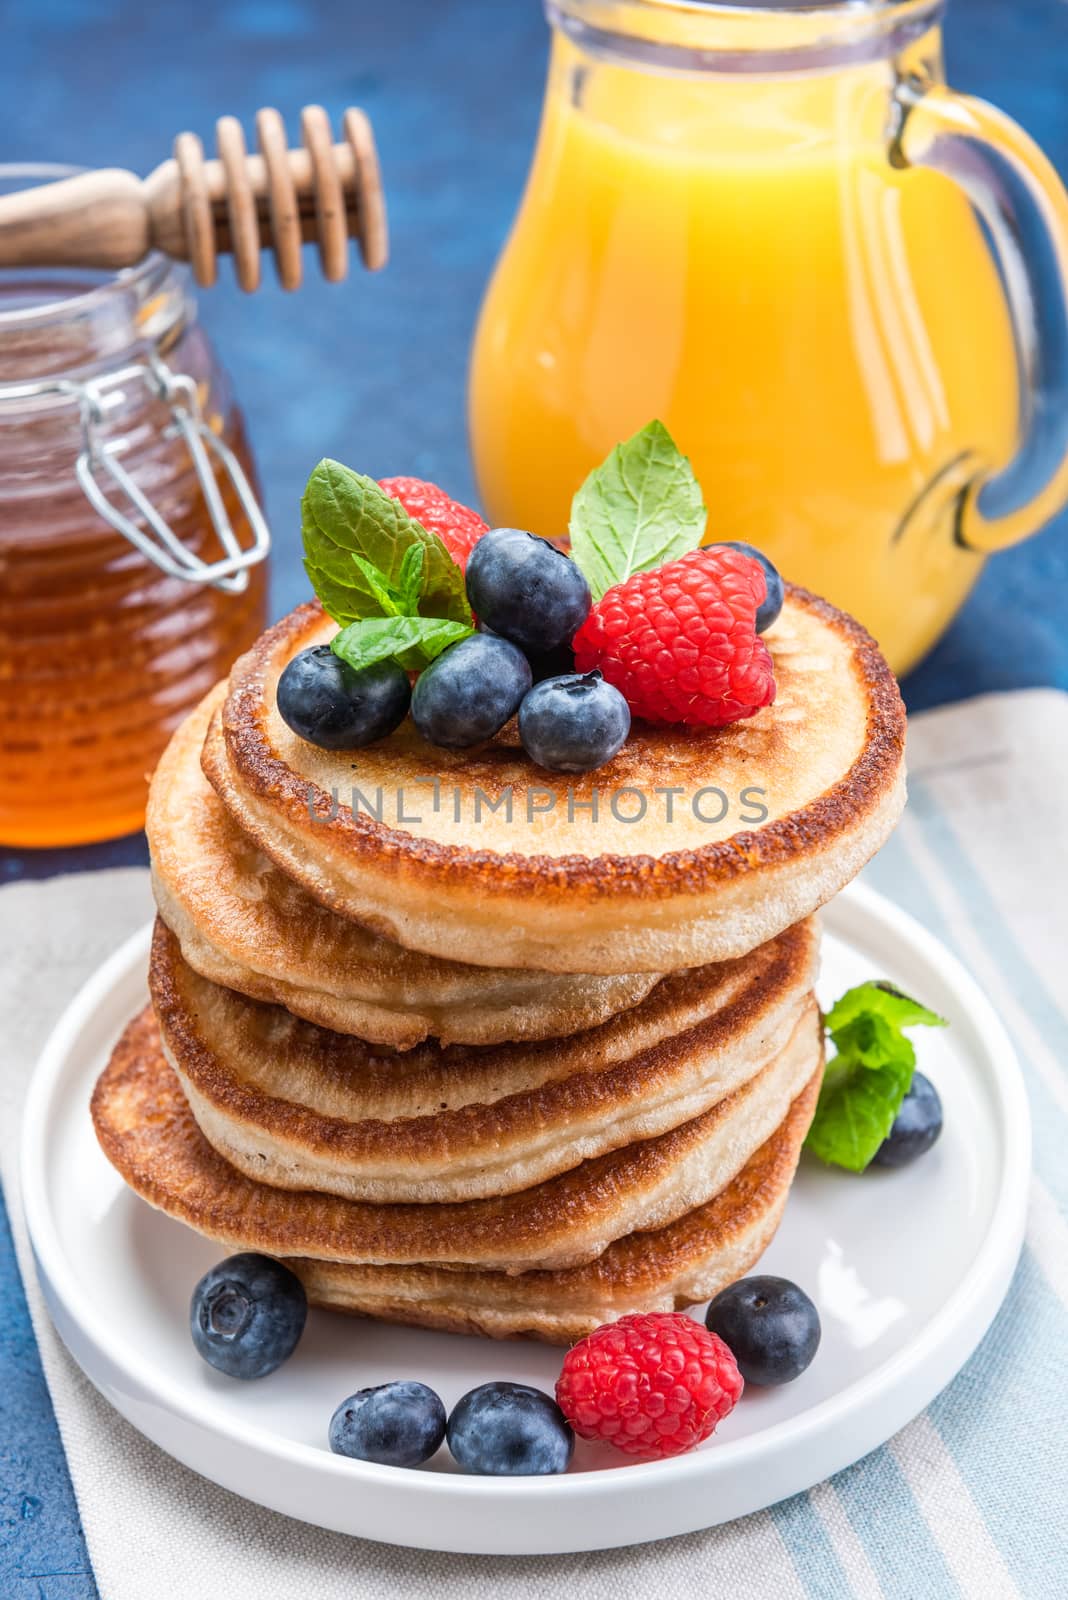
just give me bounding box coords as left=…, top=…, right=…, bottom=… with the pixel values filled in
left=1, top=688, right=1063, bottom=1600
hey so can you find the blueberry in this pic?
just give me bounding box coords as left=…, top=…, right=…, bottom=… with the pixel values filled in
left=717, top=541, right=784, bottom=634
left=527, top=640, right=577, bottom=683
left=329, top=1381, right=446, bottom=1468
left=190, top=1253, right=307, bottom=1380
left=872, top=1072, right=943, bottom=1167
left=705, top=1275, right=820, bottom=1386
left=446, top=1381, right=573, bottom=1476
left=518, top=671, right=630, bottom=772
left=411, top=632, right=531, bottom=749
left=479, top=624, right=577, bottom=685
left=277, top=645, right=410, bottom=750
left=465, top=527, right=591, bottom=655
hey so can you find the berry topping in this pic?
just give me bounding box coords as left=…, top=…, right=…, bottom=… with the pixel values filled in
left=476, top=629, right=577, bottom=684
left=555, top=1312, right=743, bottom=1460
left=465, top=527, right=592, bottom=656
left=705, top=1276, right=821, bottom=1387
left=872, top=1071, right=943, bottom=1167
left=378, top=476, right=488, bottom=572
left=572, top=546, right=776, bottom=727
left=411, top=631, right=531, bottom=749
left=446, top=1382, right=574, bottom=1476
left=277, top=645, right=410, bottom=750
left=716, top=541, right=784, bottom=634
left=329, top=1381, right=446, bottom=1468
left=190, top=1253, right=306, bottom=1380
left=527, top=639, right=577, bottom=683
left=519, top=671, right=630, bottom=772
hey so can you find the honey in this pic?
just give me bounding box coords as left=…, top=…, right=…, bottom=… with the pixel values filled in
left=0, top=175, right=268, bottom=848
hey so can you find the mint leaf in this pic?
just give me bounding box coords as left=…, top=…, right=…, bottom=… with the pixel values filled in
left=331, top=615, right=473, bottom=675
left=397, top=543, right=425, bottom=615
left=825, top=981, right=943, bottom=1036
left=345, top=545, right=428, bottom=623
left=805, top=981, right=947, bottom=1172
left=568, top=420, right=706, bottom=600
left=302, top=460, right=471, bottom=627
left=350, top=554, right=405, bottom=617
left=804, top=1051, right=914, bottom=1174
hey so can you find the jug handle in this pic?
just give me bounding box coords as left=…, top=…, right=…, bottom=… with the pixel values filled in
left=891, top=78, right=1068, bottom=554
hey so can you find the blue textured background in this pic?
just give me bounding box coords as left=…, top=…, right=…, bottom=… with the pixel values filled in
left=1, top=1, right=1066, bottom=1593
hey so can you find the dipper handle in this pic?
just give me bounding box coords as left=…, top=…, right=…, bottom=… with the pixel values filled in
left=0, top=105, right=387, bottom=291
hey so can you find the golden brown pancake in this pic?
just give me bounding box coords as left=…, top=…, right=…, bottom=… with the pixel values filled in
left=205, top=588, right=905, bottom=973
left=297, top=1075, right=818, bottom=1343
left=149, top=688, right=660, bottom=1048
left=150, top=915, right=819, bottom=1202
left=92, top=1003, right=821, bottom=1272
left=91, top=1011, right=819, bottom=1342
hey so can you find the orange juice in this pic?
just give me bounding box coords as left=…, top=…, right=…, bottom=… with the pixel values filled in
left=470, top=17, right=1021, bottom=673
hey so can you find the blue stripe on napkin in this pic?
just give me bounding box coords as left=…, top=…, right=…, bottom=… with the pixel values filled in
left=761, top=762, right=1067, bottom=1599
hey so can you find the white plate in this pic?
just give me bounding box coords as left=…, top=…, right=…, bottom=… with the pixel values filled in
left=21, top=882, right=1029, bottom=1555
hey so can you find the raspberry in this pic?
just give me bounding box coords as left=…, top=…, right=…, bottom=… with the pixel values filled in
left=378, top=476, right=488, bottom=572
left=555, top=1312, right=743, bottom=1460
left=572, top=546, right=776, bottom=727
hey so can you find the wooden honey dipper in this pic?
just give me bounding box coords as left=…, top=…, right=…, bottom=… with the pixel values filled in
left=0, top=105, right=387, bottom=292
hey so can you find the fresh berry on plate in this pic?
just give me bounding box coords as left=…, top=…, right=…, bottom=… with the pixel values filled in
left=704, top=1276, right=821, bottom=1386
left=190, top=1253, right=307, bottom=1380
left=277, top=645, right=411, bottom=750
left=872, top=1071, right=943, bottom=1168
left=446, top=1381, right=574, bottom=1476
left=329, top=1381, right=446, bottom=1468
left=465, top=527, right=592, bottom=656
left=572, top=546, right=775, bottom=727
left=805, top=982, right=946, bottom=1172
left=518, top=671, right=631, bottom=772
left=555, top=1312, right=743, bottom=1460
left=378, top=476, right=488, bottom=572
left=715, top=541, right=784, bottom=634
left=411, top=632, right=532, bottom=749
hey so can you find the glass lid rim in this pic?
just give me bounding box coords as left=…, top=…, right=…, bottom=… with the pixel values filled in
left=584, top=0, right=927, bottom=12
left=0, top=163, right=177, bottom=330
left=547, top=0, right=944, bottom=30
left=545, top=0, right=943, bottom=70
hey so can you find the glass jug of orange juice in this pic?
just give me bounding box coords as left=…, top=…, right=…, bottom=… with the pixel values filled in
left=469, top=0, right=1068, bottom=673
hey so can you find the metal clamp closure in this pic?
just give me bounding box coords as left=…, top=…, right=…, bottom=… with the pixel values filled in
left=1, top=356, right=270, bottom=593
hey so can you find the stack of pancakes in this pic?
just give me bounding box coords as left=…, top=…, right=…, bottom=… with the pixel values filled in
left=92, top=588, right=906, bottom=1343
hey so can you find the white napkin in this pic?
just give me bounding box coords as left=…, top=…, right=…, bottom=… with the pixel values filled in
left=2, top=688, right=1064, bottom=1600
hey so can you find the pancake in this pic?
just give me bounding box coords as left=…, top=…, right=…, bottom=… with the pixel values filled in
left=298, top=1072, right=818, bottom=1343
left=92, top=1002, right=821, bottom=1272
left=204, top=587, right=905, bottom=974
left=91, top=1013, right=820, bottom=1344
left=150, top=688, right=660, bottom=1049
left=151, top=914, right=819, bottom=1202
left=298, top=1071, right=816, bottom=1343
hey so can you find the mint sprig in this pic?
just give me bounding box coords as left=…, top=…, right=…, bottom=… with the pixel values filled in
left=301, top=459, right=474, bottom=674
left=302, top=459, right=472, bottom=628
left=568, top=420, right=706, bottom=600
left=805, top=982, right=946, bottom=1172
left=347, top=543, right=428, bottom=622
left=332, top=615, right=472, bottom=675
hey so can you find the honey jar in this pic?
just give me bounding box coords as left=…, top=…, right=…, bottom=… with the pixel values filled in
left=0, top=166, right=269, bottom=848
